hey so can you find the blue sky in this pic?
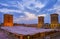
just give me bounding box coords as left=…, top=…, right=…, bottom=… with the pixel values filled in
left=0, top=0, right=60, bottom=24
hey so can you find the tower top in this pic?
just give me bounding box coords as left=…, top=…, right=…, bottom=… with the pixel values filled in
left=4, top=14, right=13, bottom=16
left=51, top=13, right=58, bottom=15
left=38, top=16, right=44, bottom=17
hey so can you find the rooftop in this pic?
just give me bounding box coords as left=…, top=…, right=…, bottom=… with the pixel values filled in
left=1, top=26, right=56, bottom=35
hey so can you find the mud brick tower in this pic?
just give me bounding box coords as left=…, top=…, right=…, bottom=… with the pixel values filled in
left=37, top=16, right=44, bottom=28
left=50, top=13, right=59, bottom=29
left=4, top=14, right=13, bottom=27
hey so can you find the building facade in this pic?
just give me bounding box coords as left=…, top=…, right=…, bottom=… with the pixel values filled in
left=4, top=14, right=13, bottom=27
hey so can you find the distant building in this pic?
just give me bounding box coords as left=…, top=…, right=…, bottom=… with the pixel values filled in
left=3, top=14, right=13, bottom=27
left=43, top=23, right=50, bottom=29
left=50, top=13, right=59, bottom=29
left=0, top=23, right=4, bottom=26
left=37, top=16, right=44, bottom=28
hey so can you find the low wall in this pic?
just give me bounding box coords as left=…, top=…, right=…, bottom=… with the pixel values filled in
left=7, top=31, right=58, bottom=39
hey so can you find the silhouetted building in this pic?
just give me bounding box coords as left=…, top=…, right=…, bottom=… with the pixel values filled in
left=4, top=14, right=13, bottom=27
left=37, top=16, right=44, bottom=28
left=50, top=13, right=59, bottom=29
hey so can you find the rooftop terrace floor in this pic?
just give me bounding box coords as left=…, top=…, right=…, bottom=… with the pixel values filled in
left=1, top=26, right=57, bottom=35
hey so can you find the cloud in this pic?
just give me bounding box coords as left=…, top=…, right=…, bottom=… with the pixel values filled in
left=38, top=14, right=47, bottom=17
left=17, top=1, right=25, bottom=11
left=24, top=12, right=37, bottom=20
left=47, top=0, right=60, bottom=14
left=14, top=12, right=37, bottom=22
left=0, top=0, right=46, bottom=14
left=17, top=0, right=45, bottom=12
left=0, top=2, right=18, bottom=7
left=34, top=2, right=45, bottom=8
left=0, top=0, right=45, bottom=14
left=0, top=8, right=22, bottom=14
left=0, top=3, right=9, bottom=6
left=14, top=11, right=47, bottom=23
left=53, top=0, right=60, bottom=14
left=0, top=0, right=58, bottom=23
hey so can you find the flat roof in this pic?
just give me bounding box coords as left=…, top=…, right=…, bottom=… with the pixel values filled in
left=1, top=26, right=55, bottom=35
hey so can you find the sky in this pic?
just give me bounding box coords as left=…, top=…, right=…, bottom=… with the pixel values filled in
left=0, top=0, right=60, bottom=24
